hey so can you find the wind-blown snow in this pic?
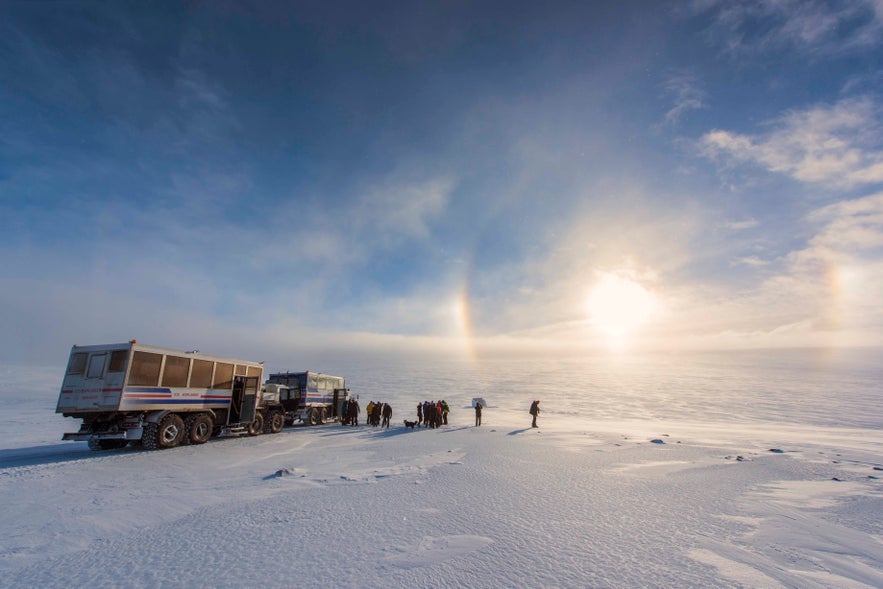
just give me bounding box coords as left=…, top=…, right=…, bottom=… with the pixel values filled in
left=1, top=349, right=882, bottom=588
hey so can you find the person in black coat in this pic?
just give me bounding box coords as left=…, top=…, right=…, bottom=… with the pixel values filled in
left=529, top=400, right=540, bottom=428
left=381, top=403, right=392, bottom=429
left=474, top=401, right=482, bottom=427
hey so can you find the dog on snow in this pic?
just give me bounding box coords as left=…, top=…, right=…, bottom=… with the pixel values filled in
left=403, top=420, right=418, bottom=429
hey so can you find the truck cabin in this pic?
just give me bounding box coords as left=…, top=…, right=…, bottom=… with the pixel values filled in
left=277, top=386, right=301, bottom=413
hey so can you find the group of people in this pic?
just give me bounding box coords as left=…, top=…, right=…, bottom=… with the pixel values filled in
left=341, top=398, right=541, bottom=429
left=417, top=400, right=449, bottom=428
left=365, top=401, right=393, bottom=428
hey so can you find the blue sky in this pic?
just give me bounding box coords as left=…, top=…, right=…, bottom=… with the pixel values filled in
left=3, top=1, right=883, bottom=365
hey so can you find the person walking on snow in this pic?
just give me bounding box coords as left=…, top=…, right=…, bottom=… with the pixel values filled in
left=474, top=400, right=482, bottom=427
left=529, top=400, right=540, bottom=428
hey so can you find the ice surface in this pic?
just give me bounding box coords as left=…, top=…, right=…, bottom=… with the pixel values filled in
left=1, top=350, right=881, bottom=587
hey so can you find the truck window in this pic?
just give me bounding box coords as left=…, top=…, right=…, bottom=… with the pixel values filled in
left=246, top=365, right=262, bottom=378
left=108, top=350, right=128, bottom=373
left=161, top=355, right=190, bottom=388
left=129, top=351, right=163, bottom=386
left=190, top=359, right=213, bottom=388
left=86, top=354, right=106, bottom=379
left=68, top=352, right=88, bottom=375
left=234, top=364, right=247, bottom=376
left=213, top=362, right=234, bottom=390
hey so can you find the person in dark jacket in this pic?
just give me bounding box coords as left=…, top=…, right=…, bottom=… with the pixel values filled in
left=381, top=403, right=392, bottom=429
left=529, top=400, right=540, bottom=428
left=372, top=402, right=382, bottom=427
left=474, top=400, right=482, bottom=427
left=417, top=403, right=423, bottom=426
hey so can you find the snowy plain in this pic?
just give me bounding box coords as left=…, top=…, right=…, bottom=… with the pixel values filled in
left=1, top=348, right=882, bottom=588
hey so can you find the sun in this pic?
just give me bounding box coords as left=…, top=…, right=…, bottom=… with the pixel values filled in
left=587, top=274, right=658, bottom=346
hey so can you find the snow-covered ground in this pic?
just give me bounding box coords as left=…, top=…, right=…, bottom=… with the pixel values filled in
left=1, top=350, right=882, bottom=588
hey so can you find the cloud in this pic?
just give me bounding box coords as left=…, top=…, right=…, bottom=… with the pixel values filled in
left=664, top=190, right=883, bottom=347
left=662, top=73, right=707, bottom=124
left=807, top=191, right=883, bottom=250
left=732, top=255, right=770, bottom=267
left=700, top=97, right=883, bottom=189
left=724, top=218, right=759, bottom=230
left=696, top=0, right=883, bottom=56
left=354, top=175, right=453, bottom=242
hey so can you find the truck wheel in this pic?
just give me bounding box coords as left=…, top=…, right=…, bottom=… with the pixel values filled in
left=187, top=414, right=213, bottom=445
left=266, top=411, right=284, bottom=434
left=157, top=414, right=185, bottom=448
left=247, top=412, right=264, bottom=436
left=141, top=423, right=159, bottom=450
left=317, top=407, right=326, bottom=424
left=307, top=407, right=319, bottom=426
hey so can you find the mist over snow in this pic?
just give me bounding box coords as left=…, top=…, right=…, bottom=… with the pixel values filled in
left=2, top=350, right=882, bottom=588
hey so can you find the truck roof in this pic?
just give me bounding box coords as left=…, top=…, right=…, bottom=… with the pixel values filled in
left=69, top=342, right=264, bottom=368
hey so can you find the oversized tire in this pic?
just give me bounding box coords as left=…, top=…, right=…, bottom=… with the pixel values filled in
left=317, top=407, right=326, bottom=424
left=270, top=411, right=284, bottom=433
left=247, top=412, right=264, bottom=436
left=142, top=423, right=159, bottom=450
left=264, top=411, right=284, bottom=434
left=307, top=407, right=319, bottom=426
left=157, top=414, right=185, bottom=449
left=187, top=414, right=213, bottom=445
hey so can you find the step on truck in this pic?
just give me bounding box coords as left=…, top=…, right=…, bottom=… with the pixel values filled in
left=57, top=342, right=270, bottom=450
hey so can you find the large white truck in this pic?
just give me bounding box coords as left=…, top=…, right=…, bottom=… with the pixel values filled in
left=57, top=342, right=269, bottom=450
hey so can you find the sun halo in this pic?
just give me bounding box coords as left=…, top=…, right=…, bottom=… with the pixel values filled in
left=587, top=274, right=658, bottom=347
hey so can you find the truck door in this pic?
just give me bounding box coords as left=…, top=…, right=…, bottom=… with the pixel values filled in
left=234, top=375, right=259, bottom=424
left=280, top=387, right=301, bottom=413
